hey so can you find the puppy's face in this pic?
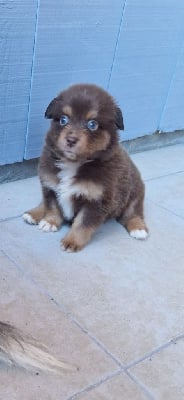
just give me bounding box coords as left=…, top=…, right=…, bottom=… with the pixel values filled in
left=45, top=84, right=124, bottom=161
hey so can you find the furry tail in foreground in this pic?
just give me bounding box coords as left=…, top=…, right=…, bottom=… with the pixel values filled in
left=0, top=322, right=78, bottom=374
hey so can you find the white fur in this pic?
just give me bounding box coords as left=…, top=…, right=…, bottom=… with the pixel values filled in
left=38, top=219, right=58, bottom=232
left=130, top=229, right=148, bottom=240
left=23, top=213, right=36, bottom=225
left=56, top=162, right=80, bottom=220
left=51, top=161, right=103, bottom=221
left=61, top=242, right=73, bottom=253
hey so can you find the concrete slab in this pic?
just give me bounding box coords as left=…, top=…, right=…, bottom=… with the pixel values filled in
left=146, top=171, right=184, bottom=218
left=0, top=200, right=184, bottom=368
left=75, top=372, right=149, bottom=399
left=132, top=143, right=184, bottom=181
left=0, top=177, right=41, bottom=221
left=130, top=336, right=184, bottom=399
left=0, top=251, right=117, bottom=399
left=0, top=144, right=184, bottom=398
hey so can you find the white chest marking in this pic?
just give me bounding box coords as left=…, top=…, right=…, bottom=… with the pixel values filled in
left=56, top=161, right=103, bottom=220
left=56, top=162, right=80, bottom=220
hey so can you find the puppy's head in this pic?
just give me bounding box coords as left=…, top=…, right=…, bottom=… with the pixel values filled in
left=45, top=84, right=124, bottom=161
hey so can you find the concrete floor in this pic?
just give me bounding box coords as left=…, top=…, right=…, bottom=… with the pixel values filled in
left=0, top=144, right=184, bottom=399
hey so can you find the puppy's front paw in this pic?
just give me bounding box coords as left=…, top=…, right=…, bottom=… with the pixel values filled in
left=38, top=219, right=58, bottom=232
left=130, top=229, right=148, bottom=240
left=61, top=235, right=83, bottom=252
left=23, top=204, right=46, bottom=225
left=23, top=213, right=37, bottom=225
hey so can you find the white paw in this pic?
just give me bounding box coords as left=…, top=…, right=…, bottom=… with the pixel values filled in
left=61, top=243, right=71, bottom=253
left=61, top=242, right=66, bottom=251
left=23, top=213, right=37, bottom=225
left=130, top=229, right=148, bottom=240
left=38, top=219, right=58, bottom=232
left=61, top=244, right=73, bottom=253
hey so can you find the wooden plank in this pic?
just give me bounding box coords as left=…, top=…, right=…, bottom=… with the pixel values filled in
left=0, top=0, right=37, bottom=165
left=108, top=0, right=184, bottom=141
left=25, top=0, right=124, bottom=159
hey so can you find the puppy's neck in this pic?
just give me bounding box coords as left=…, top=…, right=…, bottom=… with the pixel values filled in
left=92, top=142, right=119, bottom=163
left=55, top=159, right=81, bottom=170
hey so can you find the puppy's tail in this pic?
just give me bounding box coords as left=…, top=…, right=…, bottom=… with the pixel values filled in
left=0, top=322, right=78, bottom=374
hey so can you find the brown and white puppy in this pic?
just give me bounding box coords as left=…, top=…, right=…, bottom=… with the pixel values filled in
left=23, top=83, right=148, bottom=252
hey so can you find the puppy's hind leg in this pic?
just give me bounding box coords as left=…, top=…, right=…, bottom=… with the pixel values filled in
left=126, top=216, right=148, bottom=240
left=117, top=198, right=149, bottom=240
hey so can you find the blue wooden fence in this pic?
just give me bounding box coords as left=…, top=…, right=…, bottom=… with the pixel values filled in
left=1, top=0, right=184, bottom=165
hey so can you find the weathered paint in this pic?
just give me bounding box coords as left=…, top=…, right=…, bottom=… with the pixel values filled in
left=0, top=0, right=38, bottom=165
left=1, top=0, right=184, bottom=165
left=108, top=0, right=184, bottom=140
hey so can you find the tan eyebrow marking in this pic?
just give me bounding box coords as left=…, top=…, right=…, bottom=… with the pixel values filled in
left=63, top=105, right=72, bottom=117
left=85, top=110, right=98, bottom=120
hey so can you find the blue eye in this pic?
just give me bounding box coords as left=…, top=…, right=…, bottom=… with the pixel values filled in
left=60, top=115, right=69, bottom=126
left=87, top=120, right=98, bottom=131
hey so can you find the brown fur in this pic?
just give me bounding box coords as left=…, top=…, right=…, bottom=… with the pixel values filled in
left=62, top=210, right=95, bottom=252
left=24, top=83, right=148, bottom=251
left=125, top=216, right=148, bottom=233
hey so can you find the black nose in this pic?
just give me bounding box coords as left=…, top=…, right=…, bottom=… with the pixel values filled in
left=66, top=136, right=78, bottom=147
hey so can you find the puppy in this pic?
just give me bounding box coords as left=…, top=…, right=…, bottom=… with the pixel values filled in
left=0, top=321, right=77, bottom=373
left=23, top=83, right=148, bottom=252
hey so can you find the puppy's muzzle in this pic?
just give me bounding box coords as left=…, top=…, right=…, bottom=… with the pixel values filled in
left=66, top=136, right=78, bottom=148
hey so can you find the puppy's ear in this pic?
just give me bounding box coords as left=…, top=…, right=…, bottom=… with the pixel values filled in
left=45, top=98, right=60, bottom=119
left=115, top=107, right=124, bottom=130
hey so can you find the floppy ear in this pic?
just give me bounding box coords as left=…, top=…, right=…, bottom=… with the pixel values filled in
left=115, top=107, right=124, bottom=130
left=45, top=98, right=60, bottom=119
